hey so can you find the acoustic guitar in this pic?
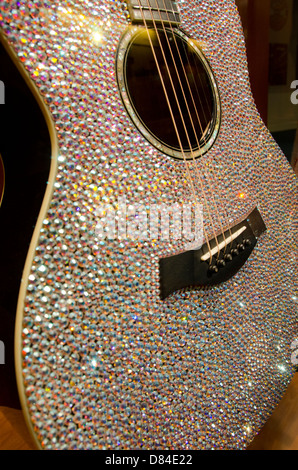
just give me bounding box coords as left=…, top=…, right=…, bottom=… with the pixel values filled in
left=0, top=155, right=4, bottom=207
left=0, top=0, right=297, bottom=450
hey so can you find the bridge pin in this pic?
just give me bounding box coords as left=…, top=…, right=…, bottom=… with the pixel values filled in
left=208, top=265, right=219, bottom=274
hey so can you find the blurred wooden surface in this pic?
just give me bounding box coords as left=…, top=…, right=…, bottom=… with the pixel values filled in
left=0, top=406, right=36, bottom=450
left=248, top=373, right=298, bottom=450
left=0, top=374, right=298, bottom=450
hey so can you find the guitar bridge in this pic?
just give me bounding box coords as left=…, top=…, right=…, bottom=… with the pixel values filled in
left=126, top=0, right=181, bottom=25
left=159, top=207, right=267, bottom=299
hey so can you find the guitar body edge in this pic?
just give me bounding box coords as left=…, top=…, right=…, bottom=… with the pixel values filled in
left=0, top=31, right=58, bottom=450
left=0, top=0, right=297, bottom=450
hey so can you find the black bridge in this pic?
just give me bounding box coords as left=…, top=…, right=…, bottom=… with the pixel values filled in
left=159, top=207, right=267, bottom=299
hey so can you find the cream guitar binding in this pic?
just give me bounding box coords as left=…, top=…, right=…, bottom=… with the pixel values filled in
left=0, top=0, right=297, bottom=450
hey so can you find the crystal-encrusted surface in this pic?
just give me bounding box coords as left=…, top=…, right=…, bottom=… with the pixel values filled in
left=0, top=0, right=297, bottom=450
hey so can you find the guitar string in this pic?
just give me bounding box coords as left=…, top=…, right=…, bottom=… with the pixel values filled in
left=159, top=0, right=234, bottom=250
left=138, top=0, right=219, bottom=257
left=177, top=22, right=234, bottom=245
left=155, top=0, right=229, bottom=256
left=134, top=0, right=214, bottom=260
left=152, top=0, right=235, bottom=257
left=141, top=0, right=224, bottom=260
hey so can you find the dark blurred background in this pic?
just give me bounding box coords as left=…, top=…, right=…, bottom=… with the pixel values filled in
left=0, top=41, right=51, bottom=408
left=236, top=0, right=298, bottom=171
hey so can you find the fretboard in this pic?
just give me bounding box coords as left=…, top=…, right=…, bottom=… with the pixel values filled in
left=126, top=0, right=181, bottom=25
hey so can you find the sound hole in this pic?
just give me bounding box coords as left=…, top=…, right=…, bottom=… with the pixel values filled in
left=118, top=28, right=220, bottom=159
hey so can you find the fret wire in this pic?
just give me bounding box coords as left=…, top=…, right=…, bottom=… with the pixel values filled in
left=127, top=0, right=181, bottom=24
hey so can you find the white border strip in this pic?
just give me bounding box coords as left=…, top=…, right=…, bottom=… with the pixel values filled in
left=201, top=226, right=247, bottom=261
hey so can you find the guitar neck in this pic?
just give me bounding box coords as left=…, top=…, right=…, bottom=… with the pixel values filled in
left=126, top=0, right=181, bottom=25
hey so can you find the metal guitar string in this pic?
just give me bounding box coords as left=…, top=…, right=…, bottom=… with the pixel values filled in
left=140, top=0, right=232, bottom=260
left=156, top=0, right=232, bottom=255
left=159, top=0, right=234, bottom=250
left=134, top=0, right=215, bottom=260
left=141, top=0, right=223, bottom=259
left=178, top=7, right=234, bottom=245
